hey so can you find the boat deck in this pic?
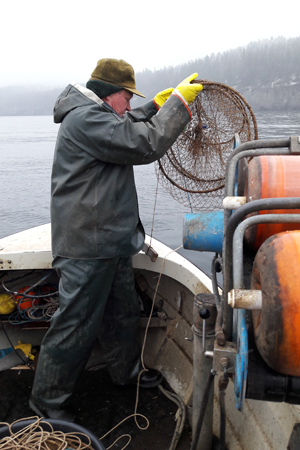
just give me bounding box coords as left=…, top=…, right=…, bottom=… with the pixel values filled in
left=0, top=367, right=222, bottom=449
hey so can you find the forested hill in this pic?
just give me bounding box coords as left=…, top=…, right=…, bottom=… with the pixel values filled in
left=133, top=36, right=300, bottom=111
left=1, top=36, right=300, bottom=116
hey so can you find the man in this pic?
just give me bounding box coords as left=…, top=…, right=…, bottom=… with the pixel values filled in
left=30, top=58, right=203, bottom=422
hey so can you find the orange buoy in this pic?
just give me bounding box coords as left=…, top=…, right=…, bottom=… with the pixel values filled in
left=252, top=230, right=300, bottom=377
left=244, top=155, right=300, bottom=251
left=16, top=286, right=38, bottom=310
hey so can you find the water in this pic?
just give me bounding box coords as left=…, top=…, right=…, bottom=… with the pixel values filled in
left=1, top=111, right=299, bottom=276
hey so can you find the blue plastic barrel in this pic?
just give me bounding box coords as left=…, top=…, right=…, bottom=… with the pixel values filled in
left=183, top=211, right=224, bottom=253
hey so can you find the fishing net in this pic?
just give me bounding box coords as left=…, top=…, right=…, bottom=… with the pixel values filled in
left=155, top=80, right=258, bottom=211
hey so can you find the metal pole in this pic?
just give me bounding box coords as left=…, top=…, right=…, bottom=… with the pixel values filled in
left=192, top=293, right=216, bottom=450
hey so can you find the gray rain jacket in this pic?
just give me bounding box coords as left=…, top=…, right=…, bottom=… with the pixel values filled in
left=51, top=83, right=191, bottom=259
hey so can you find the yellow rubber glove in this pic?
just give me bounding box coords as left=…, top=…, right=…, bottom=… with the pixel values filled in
left=173, top=73, right=203, bottom=105
left=153, top=88, right=174, bottom=109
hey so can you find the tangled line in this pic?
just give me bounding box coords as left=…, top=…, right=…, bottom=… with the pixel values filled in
left=0, top=417, right=95, bottom=449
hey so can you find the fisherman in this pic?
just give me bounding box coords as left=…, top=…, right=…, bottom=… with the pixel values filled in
left=29, top=58, right=203, bottom=422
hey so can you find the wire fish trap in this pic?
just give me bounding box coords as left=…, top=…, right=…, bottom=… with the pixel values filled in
left=156, top=80, right=258, bottom=211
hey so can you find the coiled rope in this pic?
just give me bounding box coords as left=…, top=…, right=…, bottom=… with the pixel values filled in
left=0, top=416, right=94, bottom=449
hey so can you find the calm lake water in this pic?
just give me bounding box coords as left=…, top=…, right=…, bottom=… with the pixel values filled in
left=0, top=111, right=300, bottom=276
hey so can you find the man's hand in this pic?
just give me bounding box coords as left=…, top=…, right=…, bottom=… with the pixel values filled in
left=153, top=88, right=174, bottom=109
left=173, top=73, right=203, bottom=105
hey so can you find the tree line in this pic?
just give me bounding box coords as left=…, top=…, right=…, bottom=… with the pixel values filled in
left=1, top=36, right=299, bottom=115
left=132, top=36, right=300, bottom=107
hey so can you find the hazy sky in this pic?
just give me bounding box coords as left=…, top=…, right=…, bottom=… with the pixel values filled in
left=1, top=0, right=299, bottom=87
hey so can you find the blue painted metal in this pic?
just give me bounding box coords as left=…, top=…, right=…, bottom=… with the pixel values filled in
left=232, top=134, right=240, bottom=344
left=234, top=309, right=248, bottom=411
left=232, top=133, right=249, bottom=412
left=183, top=211, right=224, bottom=253
left=0, top=347, right=13, bottom=359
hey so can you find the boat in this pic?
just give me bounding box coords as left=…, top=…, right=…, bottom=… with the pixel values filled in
left=1, top=135, right=300, bottom=449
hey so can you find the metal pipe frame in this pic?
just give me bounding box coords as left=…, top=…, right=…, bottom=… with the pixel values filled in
left=221, top=139, right=293, bottom=342
left=225, top=138, right=290, bottom=196
left=193, top=296, right=216, bottom=450
left=226, top=148, right=290, bottom=197
left=222, top=197, right=300, bottom=340
left=233, top=214, right=300, bottom=289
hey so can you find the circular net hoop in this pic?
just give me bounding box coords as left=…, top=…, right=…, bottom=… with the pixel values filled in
left=155, top=80, right=258, bottom=211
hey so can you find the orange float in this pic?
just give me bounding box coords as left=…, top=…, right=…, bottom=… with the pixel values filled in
left=16, top=286, right=38, bottom=310
left=251, top=230, right=300, bottom=377
left=244, top=155, right=300, bottom=251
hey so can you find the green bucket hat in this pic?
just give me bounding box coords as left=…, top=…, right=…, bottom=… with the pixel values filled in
left=89, top=58, right=145, bottom=98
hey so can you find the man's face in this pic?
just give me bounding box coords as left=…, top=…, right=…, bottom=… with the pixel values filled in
left=105, top=90, right=133, bottom=117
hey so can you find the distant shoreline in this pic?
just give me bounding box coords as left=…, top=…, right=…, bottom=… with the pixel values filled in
left=1, top=36, right=300, bottom=115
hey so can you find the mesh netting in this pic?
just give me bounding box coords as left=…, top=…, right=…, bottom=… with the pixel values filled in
left=155, top=80, right=258, bottom=211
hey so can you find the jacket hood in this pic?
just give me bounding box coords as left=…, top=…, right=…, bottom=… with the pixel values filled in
left=53, top=83, right=103, bottom=124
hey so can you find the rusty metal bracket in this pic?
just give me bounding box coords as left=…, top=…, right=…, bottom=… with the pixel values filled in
left=213, top=340, right=237, bottom=374
left=142, top=243, right=158, bottom=262
left=290, top=136, right=300, bottom=154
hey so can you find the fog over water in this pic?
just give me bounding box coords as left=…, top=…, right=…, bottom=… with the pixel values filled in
left=1, top=111, right=300, bottom=275
left=2, top=0, right=299, bottom=87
